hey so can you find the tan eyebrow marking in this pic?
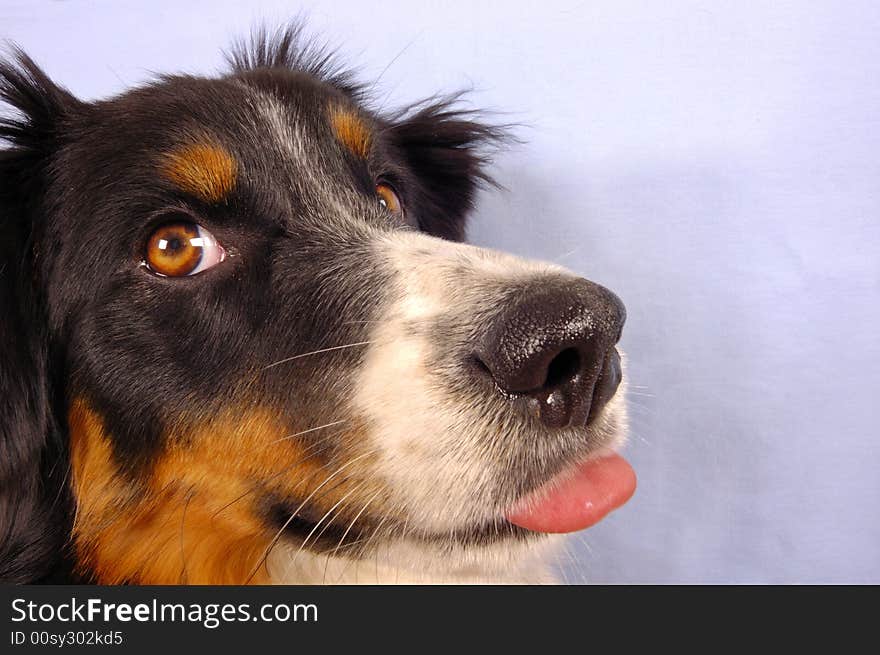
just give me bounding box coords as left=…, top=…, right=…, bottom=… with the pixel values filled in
left=160, top=141, right=237, bottom=203
left=329, top=105, right=372, bottom=159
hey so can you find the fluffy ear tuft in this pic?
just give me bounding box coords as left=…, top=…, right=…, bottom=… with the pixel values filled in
left=0, top=46, right=80, bottom=157
left=386, top=95, right=510, bottom=241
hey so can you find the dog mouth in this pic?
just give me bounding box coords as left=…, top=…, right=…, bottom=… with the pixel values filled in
left=448, top=452, right=636, bottom=538
left=269, top=453, right=636, bottom=558
left=270, top=372, right=635, bottom=552
left=403, top=451, right=637, bottom=546
left=505, top=452, right=636, bottom=533
left=447, top=450, right=636, bottom=543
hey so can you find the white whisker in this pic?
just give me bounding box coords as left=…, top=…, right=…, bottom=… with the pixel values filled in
left=269, top=420, right=348, bottom=444
left=262, top=341, right=372, bottom=370
left=246, top=449, right=377, bottom=582
left=323, top=489, right=383, bottom=584
left=295, top=483, right=366, bottom=559
left=333, top=513, right=391, bottom=584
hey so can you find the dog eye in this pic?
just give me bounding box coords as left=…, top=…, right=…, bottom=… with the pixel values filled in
left=376, top=183, right=402, bottom=215
left=144, top=221, right=226, bottom=277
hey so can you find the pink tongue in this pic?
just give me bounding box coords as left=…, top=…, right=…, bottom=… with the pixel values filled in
left=506, top=454, right=636, bottom=533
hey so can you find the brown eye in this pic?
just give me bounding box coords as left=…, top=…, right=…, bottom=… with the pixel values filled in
left=376, top=183, right=402, bottom=215
left=145, top=221, right=226, bottom=277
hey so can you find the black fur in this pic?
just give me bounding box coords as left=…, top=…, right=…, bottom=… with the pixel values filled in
left=0, top=27, right=502, bottom=583
left=0, top=50, right=84, bottom=583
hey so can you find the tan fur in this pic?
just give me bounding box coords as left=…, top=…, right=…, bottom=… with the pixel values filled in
left=159, top=141, right=237, bottom=203
left=329, top=105, right=371, bottom=159
left=69, top=396, right=383, bottom=584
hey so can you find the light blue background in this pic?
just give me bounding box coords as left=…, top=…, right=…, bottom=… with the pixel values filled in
left=4, top=1, right=878, bottom=583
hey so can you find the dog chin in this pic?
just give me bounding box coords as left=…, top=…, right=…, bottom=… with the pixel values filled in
left=266, top=528, right=564, bottom=585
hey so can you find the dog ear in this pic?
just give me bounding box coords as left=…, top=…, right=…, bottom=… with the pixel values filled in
left=386, top=97, right=507, bottom=241
left=0, top=49, right=81, bottom=582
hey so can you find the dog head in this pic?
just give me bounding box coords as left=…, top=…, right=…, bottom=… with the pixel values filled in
left=0, top=26, right=633, bottom=584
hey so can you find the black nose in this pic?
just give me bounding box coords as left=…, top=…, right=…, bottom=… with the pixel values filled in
left=473, top=278, right=626, bottom=429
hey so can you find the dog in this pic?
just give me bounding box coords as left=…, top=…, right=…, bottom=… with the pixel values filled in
left=0, top=25, right=635, bottom=584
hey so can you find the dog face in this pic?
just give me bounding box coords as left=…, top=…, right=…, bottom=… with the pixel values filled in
left=0, top=28, right=632, bottom=584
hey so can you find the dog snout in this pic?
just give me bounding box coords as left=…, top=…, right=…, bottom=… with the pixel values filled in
left=472, top=277, right=626, bottom=429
